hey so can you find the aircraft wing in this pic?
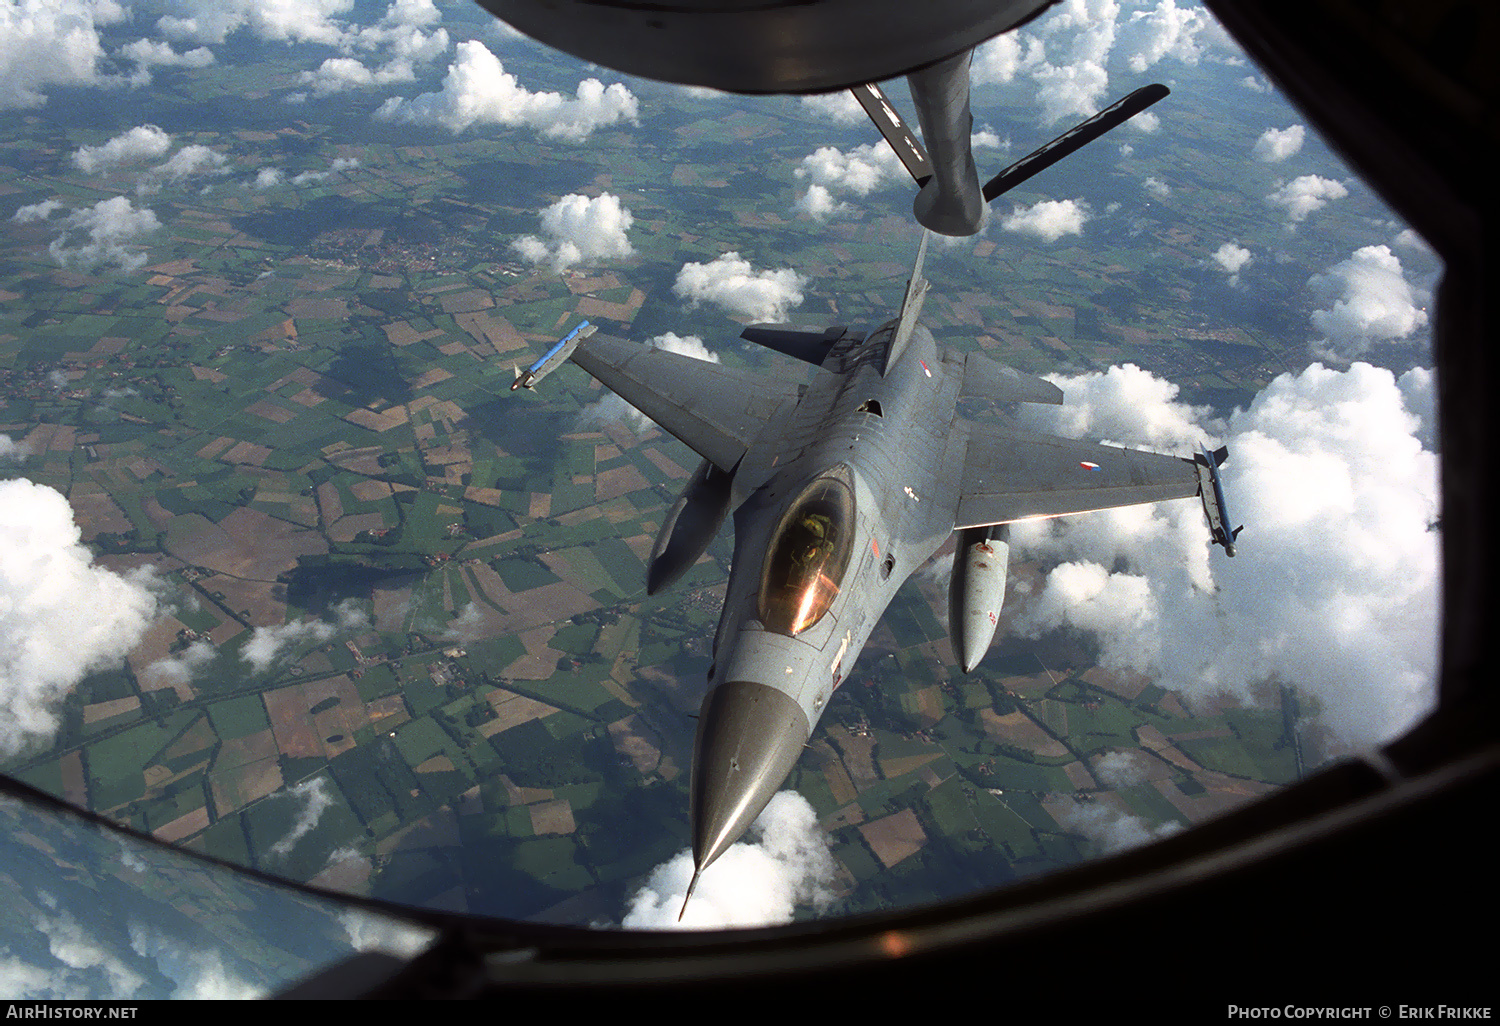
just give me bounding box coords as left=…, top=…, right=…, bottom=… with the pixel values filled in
left=573, top=331, right=803, bottom=472
left=954, top=420, right=1199, bottom=529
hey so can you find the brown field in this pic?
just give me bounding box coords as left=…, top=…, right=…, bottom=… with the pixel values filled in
left=329, top=511, right=386, bottom=542
left=827, top=725, right=880, bottom=788
left=210, top=755, right=283, bottom=815
left=482, top=688, right=560, bottom=735
left=1062, top=761, right=1098, bottom=789
left=344, top=407, right=408, bottom=432
left=607, top=714, right=662, bottom=775
left=1082, top=665, right=1154, bottom=700
left=859, top=808, right=927, bottom=868
left=439, top=289, right=493, bottom=314
left=812, top=742, right=858, bottom=805
left=350, top=478, right=394, bottom=501
left=200, top=573, right=286, bottom=626
left=1135, top=724, right=1202, bottom=772
left=285, top=295, right=349, bottom=320
left=219, top=440, right=272, bottom=466
left=264, top=685, right=323, bottom=758
left=911, top=685, right=946, bottom=723
left=1155, top=771, right=1277, bottom=824
left=195, top=436, right=235, bottom=460
left=244, top=399, right=298, bottom=424
left=83, top=696, right=141, bottom=725
left=70, top=489, right=132, bottom=540
left=213, top=728, right=276, bottom=772
left=60, top=751, right=87, bottom=808
left=879, top=751, right=944, bottom=780
left=373, top=583, right=412, bottom=631
left=576, top=288, right=645, bottom=323
left=529, top=798, right=575, bottom=835
left=595, top=464, right=650, bottom=501
left=304, top=674, right=367, bottom=759
left=978, top=708, right=1069, bottom=757
left=455, top=311, right=526, bottom=356
left=156, top=806, right=209, bottom=845
left=642, top=448, right=691, bottom=480
left=125, top=615, right=191, bottom=693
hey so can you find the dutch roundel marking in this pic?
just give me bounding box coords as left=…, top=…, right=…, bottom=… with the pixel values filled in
left=1079, top=461, right=1101, bottom=471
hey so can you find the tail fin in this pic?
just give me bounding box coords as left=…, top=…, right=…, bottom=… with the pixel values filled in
left=884, top=229, right=930, bottom=374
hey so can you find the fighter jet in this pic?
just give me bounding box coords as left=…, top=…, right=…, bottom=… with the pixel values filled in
left=517, top=231, right=1240, bottom=914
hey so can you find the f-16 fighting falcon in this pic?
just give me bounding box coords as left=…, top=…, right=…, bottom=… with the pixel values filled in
left=516, top=231, right=1241, bottom=916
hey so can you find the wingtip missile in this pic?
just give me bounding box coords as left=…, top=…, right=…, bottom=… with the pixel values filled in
left=679, top=866, right=703, bottom=922
left=511, top=320, right=596, bottom=390
left=1194, top=443, right=1242, bottom=556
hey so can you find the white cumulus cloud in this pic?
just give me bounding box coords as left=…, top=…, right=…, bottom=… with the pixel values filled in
left=269, top=778, right=337, bottom=858
left=116, top=39, right=214, bottom=88
left=674, top=252, right=806, bottom=322
left=1309, top=244, right=1429, bottom=360
left=11, top=199, right=61, bottom=223
left=46, top=196, right=160, bottom=274
left=0, top=0, right=127, bottom=109
left=1266, top=174, right=1347, bottom=225
left=1000, top=198, right=1090, bottom=243
left=144, top=639, right=216, bottom=689
left=1009, top=360, right=1439, bottom=751
left=1252, top=124, right=1305, bottom=163
left=1212, top=241, right=1253, bottom=285
left=72, top=125, right=172, bottom=174
left=791, top=142, right=909, bottom=221
left=797, top=91, right=864, bottom=124
left=622, top=792, right=836, bottom=929
left=1058, top=798, right=1183, bottom=855
left=155, top=0, right=355, bottom=47
left=1, top=479, right=160, bottom=757
left=512, top=192, right=634, bottom=272
left=241, top=618, right=337, bottom=673
left=376, top=40, right=638, bottom=140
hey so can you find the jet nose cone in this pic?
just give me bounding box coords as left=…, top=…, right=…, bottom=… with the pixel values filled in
left=690, top=680, right=812, bottom=876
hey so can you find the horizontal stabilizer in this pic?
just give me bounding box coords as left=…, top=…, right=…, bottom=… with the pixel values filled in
left=740, top=324, right=854, bottom=366
left=851, top=81, right=933, bottom=185
left=961, top=352, right=1064, bottom=405
left=983, top=84, right=1170, bottom=202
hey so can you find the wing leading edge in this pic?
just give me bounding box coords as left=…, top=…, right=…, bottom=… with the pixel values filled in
left=954, top=420, right=1200, bottom=529
left=571, top=331, right=803, bottom=473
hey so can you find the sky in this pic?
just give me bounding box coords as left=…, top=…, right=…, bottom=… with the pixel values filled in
left=0, top=0, right=1443, bottom=946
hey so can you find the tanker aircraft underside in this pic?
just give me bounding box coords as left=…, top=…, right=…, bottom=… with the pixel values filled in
left=516, top=231, right=1240, bottom=915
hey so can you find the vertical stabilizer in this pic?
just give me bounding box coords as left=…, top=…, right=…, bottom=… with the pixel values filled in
left=884, top=230, right=931, bottom=374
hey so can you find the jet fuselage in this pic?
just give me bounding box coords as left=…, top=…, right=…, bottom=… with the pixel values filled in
left=689, top=319, right=966, bottom=874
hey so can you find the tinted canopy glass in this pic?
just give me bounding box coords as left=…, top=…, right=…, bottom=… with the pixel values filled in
left=759, top=468, right=857, bottom=635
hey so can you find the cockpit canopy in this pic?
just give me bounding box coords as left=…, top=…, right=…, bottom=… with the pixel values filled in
left=758, top=466, right=857, bottom=636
